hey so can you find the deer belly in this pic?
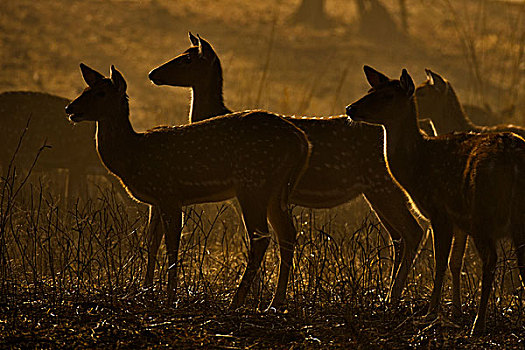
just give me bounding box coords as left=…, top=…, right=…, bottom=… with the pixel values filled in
left=179, top=178, right=236, bottom=206
left=291, top=162, right=366, bottom=208
left=123, top=183, right=159, bottom=205
left=291, top=182, right=364, bottom=208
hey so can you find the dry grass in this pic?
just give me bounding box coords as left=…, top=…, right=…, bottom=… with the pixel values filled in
left=1, top=147, right=524, bottom=348
left=1, top=0, right=524, bottom=347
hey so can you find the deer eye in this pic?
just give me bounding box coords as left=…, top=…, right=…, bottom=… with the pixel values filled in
left=185, top=55, right=192, bottom=63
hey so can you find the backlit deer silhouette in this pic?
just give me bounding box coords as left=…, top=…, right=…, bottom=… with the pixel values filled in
left=0, top=91, right=109, bottom=200
left=148, top=33, right=426, bottom=306
left=416, top=69, right=525, bottom=318
left=65, top=63, right=310, bottom=309
left=346, top=65, right=525, bottom=336
left=416, top=69, right=524, bottom=138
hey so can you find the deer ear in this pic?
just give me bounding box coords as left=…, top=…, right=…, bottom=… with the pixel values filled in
left=80, top=63, right=104, bottom=87
left=427, top=69, right=447, bottom=93
left=188, top=32, right=199, bottom=46
left=400, top=69, right=415, bottom=97
left=424, top=68, right=434, bottom=84
left=110, top=65, right=127, bottom=94
left=363, top=65, right=389, bottom=87
left=197, top=35, right=216, bottom=59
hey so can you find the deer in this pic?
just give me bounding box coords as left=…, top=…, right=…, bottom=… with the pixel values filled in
left=416, top=69, right=525, bottom=138
left=148, top=33, right=427, bottom=307
left=0, top=91, right=113, bottom=200
left=415, top=69, right=525, bottom=319
left=346, top=65, right=525, bottom=336
left=65, top=63, right=311, bottom=309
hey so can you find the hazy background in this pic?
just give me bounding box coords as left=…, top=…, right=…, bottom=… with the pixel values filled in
left=1, top=0, right=523, bottom=131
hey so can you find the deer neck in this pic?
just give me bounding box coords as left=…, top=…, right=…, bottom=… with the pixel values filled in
left=190, top=74, right=230, bottom=123
left=384, top=99, right=425, bottom=172
left=443, top=86, right=477, bottom=132
left=95, top=101, right=138, bottom=175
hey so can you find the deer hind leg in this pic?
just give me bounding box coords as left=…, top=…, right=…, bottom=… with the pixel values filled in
left=267, top=198, right=297, bottom=310
left=426, top=216, right=454, bottom=319
left=158, top=204, right=183, bottom=304
left=470, top=235, right=497, bottom=336
left=229, top=195, right=271, bottom=310
left=364, top=188, right=424, bottom=306
left=145, top=206, right=162, bottom=288
left=449, top=229, right=468, bottom=319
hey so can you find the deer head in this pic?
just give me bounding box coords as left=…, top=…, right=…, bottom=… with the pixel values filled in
left=345, top=65, right=415, bottom=127
left=65, top=64, right=128, bottom=123
left=148, top=33, right=220, bottom=87
left=414, top=69, right=449, bottom=119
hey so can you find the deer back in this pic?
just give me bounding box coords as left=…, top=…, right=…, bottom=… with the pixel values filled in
left=0, top=91, right=100, bottom=173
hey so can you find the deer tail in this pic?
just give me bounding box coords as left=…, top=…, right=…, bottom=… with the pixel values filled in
left=283, top=127, right=311, bottom=209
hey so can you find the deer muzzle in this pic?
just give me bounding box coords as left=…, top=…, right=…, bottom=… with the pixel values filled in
left=65, top=103, right=84, bottom=123
left=148, top=69, right=165, bottom=85
left=345, top=104, right=356, bottom=120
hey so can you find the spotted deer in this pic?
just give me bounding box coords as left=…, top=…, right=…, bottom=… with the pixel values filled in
left=65, top=63, right=310, bottom=308
left=346, top=65, right=525, bottom=335
left=0, top=91, right=114, bottom=200
left=416, top=69, right=525, bottom=318
left=416, top=69, right=525, bottom=138
left=148, top=33, right=426, bottom=306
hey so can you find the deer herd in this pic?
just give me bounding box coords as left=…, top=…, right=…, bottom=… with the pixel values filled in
left=2, top=32, right=523, bottom=336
